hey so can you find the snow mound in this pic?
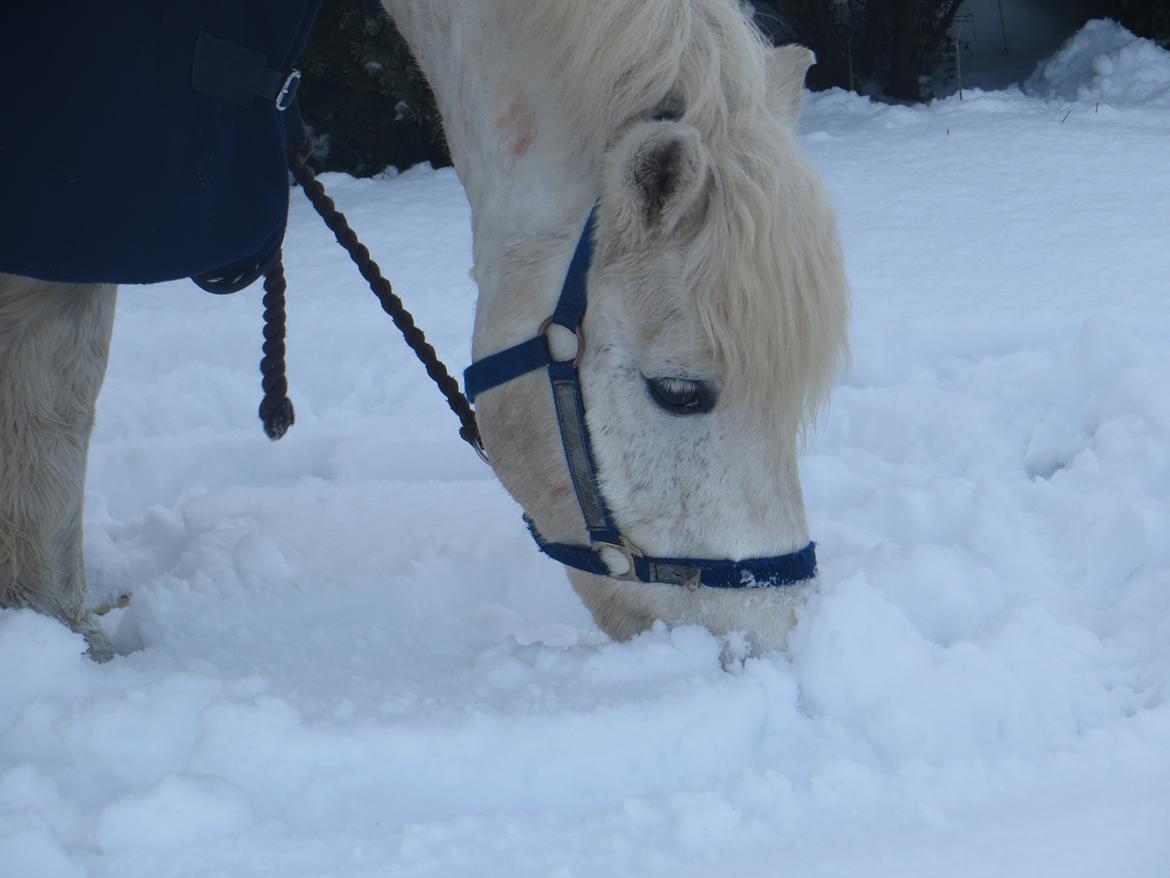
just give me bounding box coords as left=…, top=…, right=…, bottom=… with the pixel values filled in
left=1025, top=18, right=1170, bottom=107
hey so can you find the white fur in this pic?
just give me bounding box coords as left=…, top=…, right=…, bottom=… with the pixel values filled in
left=0, top=273, right=116, bottom=659
left=764, top=45, right=817, bottom=126
left=388, top=0, right=850, bottom=651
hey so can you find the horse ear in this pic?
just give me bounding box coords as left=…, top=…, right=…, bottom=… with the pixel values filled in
left=764, top=45, right=815, bottom=126
left=607, top=122, right=708, bottom=234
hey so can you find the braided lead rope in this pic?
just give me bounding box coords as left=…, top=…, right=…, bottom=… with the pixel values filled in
left=259, top=256, right=296, bottom=440
left=262, top=147, right=484, bottom=456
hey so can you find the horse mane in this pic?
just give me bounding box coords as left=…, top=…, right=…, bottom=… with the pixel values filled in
left=515, top=0, right=849, bottom=427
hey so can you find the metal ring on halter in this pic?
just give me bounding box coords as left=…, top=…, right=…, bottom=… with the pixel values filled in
left=540, top=317, right=584, bottom=368
left=592, top=537, right=645, bottom=581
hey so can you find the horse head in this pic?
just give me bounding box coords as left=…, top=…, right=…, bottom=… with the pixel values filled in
left=399, top=0, right=849, bottom=650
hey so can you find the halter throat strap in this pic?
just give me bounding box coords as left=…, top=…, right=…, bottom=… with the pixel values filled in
left=463, top=206, right=817, bottom=590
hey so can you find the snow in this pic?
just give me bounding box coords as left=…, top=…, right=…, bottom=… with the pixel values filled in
left=3, top=23, right=1170, bottom=877
left=1025, top=19, right=1170, bottom=107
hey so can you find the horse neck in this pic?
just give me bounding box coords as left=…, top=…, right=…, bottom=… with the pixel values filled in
left=385, top=1, right=595, bottom=355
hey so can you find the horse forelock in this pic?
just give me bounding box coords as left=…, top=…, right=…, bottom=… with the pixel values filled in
left=516, top=0, right=849, bottom=428
left=688, top=120, right=850, bottom=430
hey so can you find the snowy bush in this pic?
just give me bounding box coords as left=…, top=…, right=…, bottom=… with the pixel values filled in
left=1025, top=18, right=1170, bottom=107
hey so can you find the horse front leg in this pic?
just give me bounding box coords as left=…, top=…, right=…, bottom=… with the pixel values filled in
left=0, top=273, right=117, bottom=659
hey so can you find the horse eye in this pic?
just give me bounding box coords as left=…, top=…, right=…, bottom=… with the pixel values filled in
left=646, top=377, right=717, bottom=415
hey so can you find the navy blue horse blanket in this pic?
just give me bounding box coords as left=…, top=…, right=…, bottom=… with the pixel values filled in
left=0, top=3, right=323, bottom=292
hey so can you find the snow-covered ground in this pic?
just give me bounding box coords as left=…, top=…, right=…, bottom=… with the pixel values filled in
left=4, top=21, right=1169, bottom=878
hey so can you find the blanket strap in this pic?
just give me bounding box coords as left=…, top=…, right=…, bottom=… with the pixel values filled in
left=193, top=31, right=303, bottom=110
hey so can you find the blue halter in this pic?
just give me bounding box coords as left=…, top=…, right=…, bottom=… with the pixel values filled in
left=464, top=207, right=817, bottom=590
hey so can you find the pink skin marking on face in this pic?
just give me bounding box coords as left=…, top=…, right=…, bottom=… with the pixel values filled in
left=496, top=96, right=535, bottom=160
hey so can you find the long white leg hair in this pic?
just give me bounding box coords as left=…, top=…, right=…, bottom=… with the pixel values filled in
left=0, top=273, right=117, bottom=659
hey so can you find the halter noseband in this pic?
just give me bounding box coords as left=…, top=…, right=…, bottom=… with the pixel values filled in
left=463, top=207, right=817, bottom=590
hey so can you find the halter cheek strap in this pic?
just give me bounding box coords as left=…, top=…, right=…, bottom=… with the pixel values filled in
left=463, top=206, right=817, bottom=590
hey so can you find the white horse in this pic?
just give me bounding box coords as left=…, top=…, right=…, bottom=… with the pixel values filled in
left=0, top=0, right=847, bottom=660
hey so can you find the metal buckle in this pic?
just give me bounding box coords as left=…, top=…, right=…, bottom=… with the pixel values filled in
left=593, top=538, right=644, bottom=581
left=540, top=318, right=584, bottom=367
left=275, top=68, right=302, bottom=111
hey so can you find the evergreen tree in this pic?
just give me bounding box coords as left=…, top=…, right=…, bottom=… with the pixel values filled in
left=297, top=0, right=449, bottom=176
